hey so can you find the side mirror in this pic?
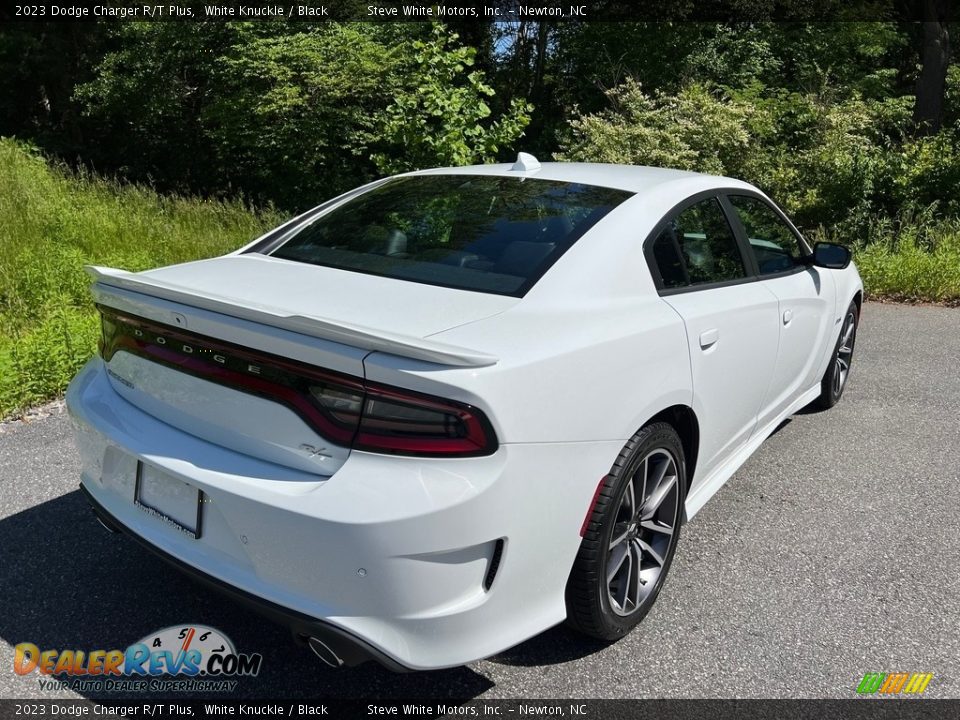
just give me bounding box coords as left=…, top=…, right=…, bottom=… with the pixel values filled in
left=811, top=242, right=851, bottom=270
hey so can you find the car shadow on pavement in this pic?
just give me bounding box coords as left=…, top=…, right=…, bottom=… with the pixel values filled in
left=487, top=625, right=609, bottom=668
left=0, top=490, right=494, bottom=700
left=768, top=417, right=793, bottom=436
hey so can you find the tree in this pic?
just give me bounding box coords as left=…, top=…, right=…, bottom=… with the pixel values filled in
left=0, top=22, right=108, bottom=155
left=74, top=22, right=530, bottom=209
left=74, top=23, right=253, bottom=193
left=366, top=25, right=531, bottom=175
left=913, top=0, right=952, bottom=134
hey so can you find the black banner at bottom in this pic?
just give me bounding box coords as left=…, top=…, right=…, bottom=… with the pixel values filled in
left=0, top=699, right=957, bottom=720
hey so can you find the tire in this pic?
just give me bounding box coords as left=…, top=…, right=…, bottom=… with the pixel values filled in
left=566, top=422, right=686, bottom=641
left=814, top=300, right=859, bottom=410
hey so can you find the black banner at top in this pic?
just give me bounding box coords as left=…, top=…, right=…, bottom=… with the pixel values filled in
left=1, top=0, right=955, bottom=23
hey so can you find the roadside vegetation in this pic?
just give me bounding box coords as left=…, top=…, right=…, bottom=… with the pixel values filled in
left=0, top=20, right=958, bottom=418
left=558, top=79, right=960, bottom=304
left=1, top=137, right=957, bottom=420
left=0, top=139, right=280, bottom=418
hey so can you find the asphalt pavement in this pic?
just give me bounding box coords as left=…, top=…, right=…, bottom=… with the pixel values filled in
left=1, top=301, right=957, bottom=700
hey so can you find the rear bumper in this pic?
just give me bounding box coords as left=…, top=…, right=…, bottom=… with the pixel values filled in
left=81, top=482, right=408, bottom=671
left=67, top=358, right=623, bottom=669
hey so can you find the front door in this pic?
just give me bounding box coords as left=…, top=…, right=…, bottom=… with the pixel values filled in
left=725, top=194, right=836, bottom=428
left=648, top=196, right=780, bottom=490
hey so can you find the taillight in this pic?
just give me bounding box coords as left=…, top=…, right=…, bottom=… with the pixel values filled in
left=353, top=384, right=495, bottom=456
left=99, top=307, right=497, bottom=458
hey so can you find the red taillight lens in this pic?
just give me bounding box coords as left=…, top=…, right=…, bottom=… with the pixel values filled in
left=100, top=308, right=365, bottom=446
left=353, top=384, right=495, bottom=456
left=99, top=307, right=497, bottom=458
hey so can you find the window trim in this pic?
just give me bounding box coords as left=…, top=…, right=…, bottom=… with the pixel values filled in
left=643, top=188, right=812, bottom=296
left=243, top=177, right=394, bottom=256
left=723, top=191, right=813, bottom=280
left=642, top=189, right=752, bottom=295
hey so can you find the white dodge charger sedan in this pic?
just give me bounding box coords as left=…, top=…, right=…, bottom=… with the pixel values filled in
left=67, top=155, right=862, bottom=670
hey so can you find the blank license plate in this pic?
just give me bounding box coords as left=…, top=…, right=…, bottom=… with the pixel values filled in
left=134, top=462, right=203, bottom=538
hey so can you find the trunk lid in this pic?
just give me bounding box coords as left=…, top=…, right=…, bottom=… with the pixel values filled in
left=141, top=253, right=515, bottom=342
left=91, top=254, right=512, bottom=475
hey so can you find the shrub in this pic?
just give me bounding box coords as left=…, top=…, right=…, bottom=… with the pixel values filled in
left=556, top=79, right=755, bottom=176
left=558, top=80, right=960, bottom=304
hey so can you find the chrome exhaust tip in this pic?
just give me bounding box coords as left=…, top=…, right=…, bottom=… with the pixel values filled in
left=92, top=509, right=119, bottom=534
left=307, top=636, right=345, bottom=668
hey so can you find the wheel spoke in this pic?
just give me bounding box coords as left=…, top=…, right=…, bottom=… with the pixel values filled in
left=624, top=457, right=646, bottom=521
left=640, top=518, right=673, bottom=536
left=610, top=546, right=633, bottom=612
left=840, top=321, right=854, bottom=352
left=624, top=547, right=637, bottom=608
left=636, top=537, right=665, bottom=567
left=647, top=455, right=669, bottom=497
left=832, top=311, right=857, bottom=397
left=641, top=473, right=677, bottom=520
left=627, top=540, right=644, bottom=601
left=623, top=476, right=636, bottom=518
left=607, top=543, right=628, bottom=583
left=608, top=525, right=630, bottom=551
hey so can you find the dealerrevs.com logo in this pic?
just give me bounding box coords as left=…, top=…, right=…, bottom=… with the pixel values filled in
left=14, top=625, right=262, bottom=693
left=856, top=672, right=934, bottom=696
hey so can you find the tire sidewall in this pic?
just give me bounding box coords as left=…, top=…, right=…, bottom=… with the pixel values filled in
left=827, top=301, right=860, bottom=404
left=593, top=424, right=686, bottom=636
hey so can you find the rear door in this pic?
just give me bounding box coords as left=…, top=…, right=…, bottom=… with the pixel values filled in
left=725, top=194, right=836, bottom=428
left=646, top=195, right=780, bottom=490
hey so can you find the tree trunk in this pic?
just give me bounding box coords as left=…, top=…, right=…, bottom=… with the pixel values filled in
left=531, top=22, right=550, bottom=98
left=913, top=2, right=951, bottom=135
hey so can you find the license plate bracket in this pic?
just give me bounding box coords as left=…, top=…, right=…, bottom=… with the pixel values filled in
left=134, top=462, right=203, bottom=539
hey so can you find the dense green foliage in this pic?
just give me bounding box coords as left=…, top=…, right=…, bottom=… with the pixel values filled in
left=8, top=22, right=529, bottom=210
left=0, top=138, right=279, bottom=417
left=548, top=23, right=959, bottom=304
left=558, top=79, right=960, bottom=231
left=3, top=21, right=957, bottom=225
left=0, top=20, right=958, bottom=416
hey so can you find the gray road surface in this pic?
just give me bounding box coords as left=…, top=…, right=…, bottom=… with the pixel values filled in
left=0, top=301, right=957, bottom=701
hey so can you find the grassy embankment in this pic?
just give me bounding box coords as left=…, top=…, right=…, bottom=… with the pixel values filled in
left=0, top=138, right=280, bottom=418
left=846, top=218, right=960, bottom=305
left=0, top=138, right=957, bottom=419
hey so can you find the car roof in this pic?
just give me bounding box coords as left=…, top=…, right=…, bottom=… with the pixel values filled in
left=407, top=161, right=757, bottom=197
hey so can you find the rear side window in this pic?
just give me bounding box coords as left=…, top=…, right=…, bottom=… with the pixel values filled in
left=650, top=197, right=747, bottom=288
left=728, top=195, right=805, bottom=275
left=271, top=175, right=633, bottom=296
left=651, top=231, right=688, bottom=289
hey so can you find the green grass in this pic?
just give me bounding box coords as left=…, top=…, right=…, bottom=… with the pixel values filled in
left=853, top=221, right=960, bottom=305
left=0, top=138, right=281, bottom=418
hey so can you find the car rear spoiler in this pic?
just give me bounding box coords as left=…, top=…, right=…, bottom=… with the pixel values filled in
left=86, top=266, right=499, bottom=368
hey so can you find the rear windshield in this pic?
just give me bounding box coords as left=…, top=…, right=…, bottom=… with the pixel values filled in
left=270, top=175, right=633, bottom=296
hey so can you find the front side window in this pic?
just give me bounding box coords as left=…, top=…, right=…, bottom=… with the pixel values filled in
left=728, top=195, right=805, bottom=275
left=270, top=175, right=633, bottom=296
left=650, top=197, right=747, bottom=288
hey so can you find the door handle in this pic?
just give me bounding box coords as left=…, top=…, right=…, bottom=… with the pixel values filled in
left=783, top=309, right=793, bottom=325
left=699, top=328, right=719, bottom=350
